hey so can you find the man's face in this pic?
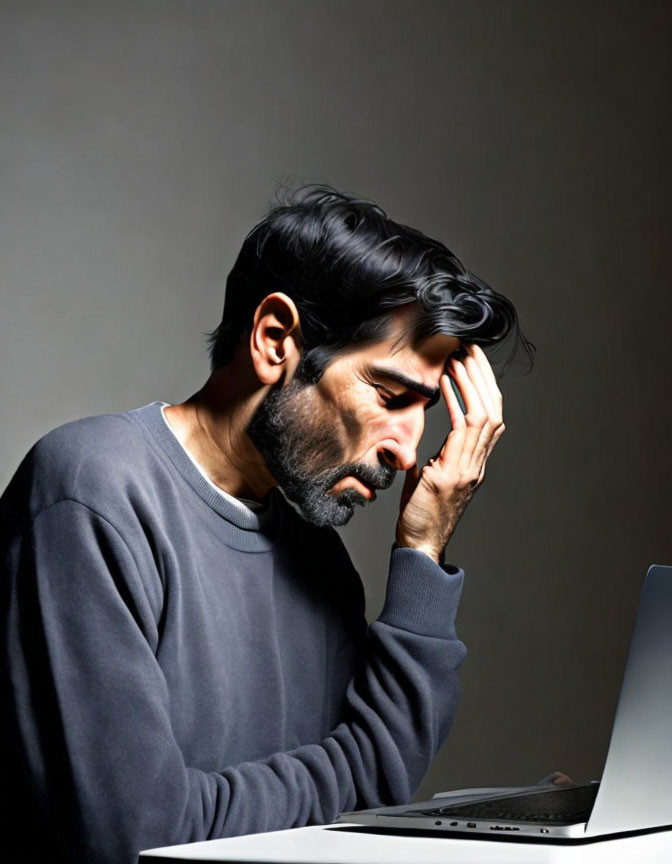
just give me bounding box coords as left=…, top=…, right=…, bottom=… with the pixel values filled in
left=247, top=306, right=461, bottom=527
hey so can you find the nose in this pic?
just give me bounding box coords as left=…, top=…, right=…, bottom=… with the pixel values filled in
left=378, top=411, right=425, bottom=472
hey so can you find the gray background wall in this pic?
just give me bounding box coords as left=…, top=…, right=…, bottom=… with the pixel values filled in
left=1, top=0, right=670, bottom=803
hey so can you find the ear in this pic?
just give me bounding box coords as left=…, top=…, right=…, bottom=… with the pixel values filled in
left=250, top=293, right=303, bottom=385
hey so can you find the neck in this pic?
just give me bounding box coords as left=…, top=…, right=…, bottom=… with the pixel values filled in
left=163, top=365, right=277, bottom=502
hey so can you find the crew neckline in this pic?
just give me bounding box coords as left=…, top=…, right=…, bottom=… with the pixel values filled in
left=128, top=402, right=280, bottom=541
left=157, top=403, right=265, bottom=514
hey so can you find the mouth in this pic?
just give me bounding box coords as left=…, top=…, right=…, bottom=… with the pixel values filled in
left=334, top=476, right=377, bottom=501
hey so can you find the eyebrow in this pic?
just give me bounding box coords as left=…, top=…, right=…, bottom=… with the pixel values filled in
left=369, top=365, right=441, bottom=406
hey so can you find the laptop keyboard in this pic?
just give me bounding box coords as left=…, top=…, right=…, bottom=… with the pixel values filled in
left=417, top=784, right=599, bottom=825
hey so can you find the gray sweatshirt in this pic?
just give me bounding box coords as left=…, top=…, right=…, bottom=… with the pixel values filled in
left=1, top=401, right=467, bottom=864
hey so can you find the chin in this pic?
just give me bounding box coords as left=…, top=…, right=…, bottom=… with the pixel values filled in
left=336, top=488, right=368, bottom=509
left=290, top=487, right=367, bottom=528
left=324, top=489, right=368, bottom=526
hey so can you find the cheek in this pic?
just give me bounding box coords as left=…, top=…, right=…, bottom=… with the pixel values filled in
left=291, top=392, right=352, bottom=470
left=341, top=405, right=394, bottom=462
left=339, top=405, right=361, bottom=442
left=318, top=380, right=366, bottom=450
left=338, top=386, right=389, bottom=442
left=332, top=391, right=386, bottom=453
left=316, top=371, right=382, bottom=456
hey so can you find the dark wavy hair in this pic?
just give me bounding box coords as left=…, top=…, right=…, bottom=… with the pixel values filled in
left=207, top=183, right=534, bottom=381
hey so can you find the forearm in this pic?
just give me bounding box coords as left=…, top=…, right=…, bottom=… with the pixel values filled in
left=3, top=508, right=466, bottom=862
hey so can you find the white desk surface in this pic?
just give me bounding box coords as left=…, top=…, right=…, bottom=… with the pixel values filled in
left=140, top=823, right=672, bottom=863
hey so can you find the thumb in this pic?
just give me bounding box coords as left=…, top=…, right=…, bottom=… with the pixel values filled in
left=399, top=464, right=420, bottom=514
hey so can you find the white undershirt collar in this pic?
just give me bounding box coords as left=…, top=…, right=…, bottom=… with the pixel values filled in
left=159, top=403, right=268, bottom=517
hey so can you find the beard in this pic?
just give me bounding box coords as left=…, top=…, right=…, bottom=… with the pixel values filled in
left=247, top=374, right=396, bottom=527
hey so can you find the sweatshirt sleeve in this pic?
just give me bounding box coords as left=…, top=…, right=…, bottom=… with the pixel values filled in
left=2, top=498, right=466, bottom=864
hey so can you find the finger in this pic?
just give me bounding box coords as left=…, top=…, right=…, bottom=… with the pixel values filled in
left=447, top=358, right=488, bottom=463
left=466, top=344, right=503, bottom=414
left=399, top=464, right=419, bottom=513
left=454, top=352, right=505, bottom=465
left=462, top=353, right=497, bottom=417
left=448, top=357, right=487, bottom=424
left=476, top=422, right=505, bottom=479
left=441, top=371, right=466, bottom=432
left=484, top=423, right=506, bottom=460
left=536, top=771, right=576, bottom=788
left=473, top=416, right=506, bottom=470
left=552, top=772, right=577, bottom=787
left=471, top=425, right=505, bottom=490
left=462, top=344, right=502, bottom=410
left=436, top=373, right=468, bottom=465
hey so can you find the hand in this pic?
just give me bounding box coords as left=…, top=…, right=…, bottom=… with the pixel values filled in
left=536, top=771, right=577, bottom=787
left=395, top=344, right=505, bottom=563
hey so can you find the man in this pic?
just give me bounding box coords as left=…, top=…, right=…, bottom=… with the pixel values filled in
left=1, top=184, right=532, bottom=863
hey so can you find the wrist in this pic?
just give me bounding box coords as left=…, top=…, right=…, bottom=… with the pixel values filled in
left=393, top=541, right=441, bottom=565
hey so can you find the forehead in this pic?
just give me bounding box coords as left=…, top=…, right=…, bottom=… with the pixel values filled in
left=348, top=305, right=461, bottom=379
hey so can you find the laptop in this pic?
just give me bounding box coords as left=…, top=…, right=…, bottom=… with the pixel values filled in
left=340, top=564, right=672, bottom=841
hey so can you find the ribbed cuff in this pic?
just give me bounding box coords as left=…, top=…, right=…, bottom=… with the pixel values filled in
left=378, top=546, right=465, bottom=639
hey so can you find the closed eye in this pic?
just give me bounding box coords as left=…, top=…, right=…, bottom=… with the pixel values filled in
left=367, top=364, right=440, bottom=410
left=373, top=384, right=396, bottom=405
left=374, top=384, right=435, bottom=411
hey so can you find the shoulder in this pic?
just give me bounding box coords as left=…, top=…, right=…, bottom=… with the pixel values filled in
left=1, top=406, right=162, bottom=523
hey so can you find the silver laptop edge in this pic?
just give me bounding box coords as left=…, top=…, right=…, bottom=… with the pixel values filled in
left=340, top=564, right=672, bottom=840
left=585, top=564, right=672, bottom=836
left=340, top=785, right=590, bottom=838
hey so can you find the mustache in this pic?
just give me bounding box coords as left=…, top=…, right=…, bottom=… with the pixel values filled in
left=321, top=460, right=397, bottom=492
